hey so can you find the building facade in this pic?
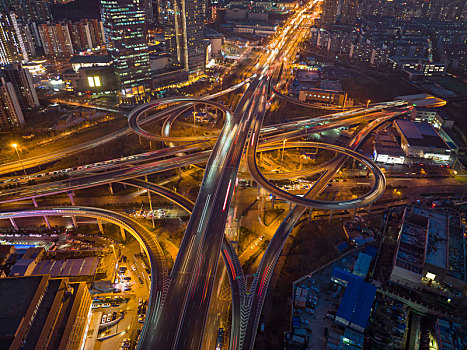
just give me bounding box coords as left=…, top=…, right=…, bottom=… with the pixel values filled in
left=164, top=0, right=206, bottom=75
left=0, top=13, right=24, bottom=65
left=100, top=0, right=151, bottom=99
left=0, top=77, right=25, bottom=129
left=2, top=63, right=39, bottom=110
left=38, top=23, right=74, bottom=58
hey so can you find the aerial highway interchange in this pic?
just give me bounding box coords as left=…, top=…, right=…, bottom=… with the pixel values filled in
left=0, top=1, right=442, bottom=349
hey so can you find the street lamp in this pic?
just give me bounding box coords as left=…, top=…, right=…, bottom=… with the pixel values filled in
left=366, top=99, right=371, bottom=109
left=11, top=144, right=27, bottom=176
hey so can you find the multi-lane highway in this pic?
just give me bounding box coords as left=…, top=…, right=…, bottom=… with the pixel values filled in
left=0, top=0, right=425, bottom=349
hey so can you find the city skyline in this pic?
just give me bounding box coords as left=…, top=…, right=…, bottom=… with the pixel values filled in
left=0, top=0, right=466, bottom=349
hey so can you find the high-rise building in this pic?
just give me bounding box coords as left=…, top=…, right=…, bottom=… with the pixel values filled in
left=164, top=0, right=206, bottom=75
left=100, top=0, right=150, bottom=98
left=0, top=77, right=25, bottom=130
left=11, top=0, right=52, bottom=23
left=38, top=23, right=74, bottom=58
left=0, top=13, right=23, bottom=65
left=321, top=0, right=359, bottom=25
left=321, top=0, right=339, bottom=25
left=86, top=19, right=106, bottom=48
left=67, top=21, right=93, bottom=52
left=2, top=63, right=39, bottom=110
left=67, top=19, right=106, bottom=53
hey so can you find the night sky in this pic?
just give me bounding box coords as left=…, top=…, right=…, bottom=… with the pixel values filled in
left=51, top=0, right=101, bottom=21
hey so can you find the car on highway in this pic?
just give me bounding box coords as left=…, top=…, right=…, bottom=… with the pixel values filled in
left=131, top=265, right=136, bottom=271
left=120, top=338, right=131, bottom=349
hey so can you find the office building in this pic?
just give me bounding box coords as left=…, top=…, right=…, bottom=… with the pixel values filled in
left=0, top=275, right=92, bottom=350
left=2, top=63, right=39, bottom=110
left=0, top=77, right=25, bottom=130
left=164, top=0, right=206, bottom=75
left=0, top=13, right=24, bottom=65
left=38, top=23, right=74, bottom=58
left=100, top=0, right=151, bottom=99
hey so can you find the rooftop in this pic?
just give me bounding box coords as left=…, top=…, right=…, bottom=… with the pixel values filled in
left=0, top=275, right=46, bottom=349
left=33, top=257, right=99, bottom=277
left=395, top=120, right=450, bottom=150
left=333, top=267, right=377, bottom=332
left=69, top=54, right=112, bottom=64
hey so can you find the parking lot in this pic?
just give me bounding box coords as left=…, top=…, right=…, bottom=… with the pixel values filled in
left=291, top=251, right=362, bottom=349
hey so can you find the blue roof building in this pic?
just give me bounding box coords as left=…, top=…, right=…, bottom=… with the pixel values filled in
left=332, top=267, right=377, bottom=333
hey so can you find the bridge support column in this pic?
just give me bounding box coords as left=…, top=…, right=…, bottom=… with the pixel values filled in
left=308, top=209, right=313, bottom=222
left=43, top=216, right=51, bottom=229
left=32, top=197, right=38, bottom=207
left=329, top=210, right=333, bottom=222
left=120, top=226, right=126, bottom=241
left=71, top=215, right=78, bottom=228
left=67, top=191, right=75, bottom=205
left=271, top=196, right=275, bottom=209
left=368, top=203, right=372, bottom=213
left=147, top=190, right=155, bottom=229
left=97, top=219, right=104, bottom=234
left=108, top=183, right=114, bottom=196
left=352, top=208, right=357, bottom=220
left=9, top=218, right=18, bottom=231
left=289, top=201, right=292, bottom=211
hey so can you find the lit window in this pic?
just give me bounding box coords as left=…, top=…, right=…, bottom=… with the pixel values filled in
left=426, top=272, right=436, bottom=280
left=88, top=76, right=95, bottom=87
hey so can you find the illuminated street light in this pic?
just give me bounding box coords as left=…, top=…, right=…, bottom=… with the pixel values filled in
left=366, top=99, right=371, bottom=109
left=11, top=143, right=27, bottom=176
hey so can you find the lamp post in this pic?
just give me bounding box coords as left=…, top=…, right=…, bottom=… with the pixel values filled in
left=366, top=99, right=371, bottom=109
left=11, top=144, right=27, bottom=176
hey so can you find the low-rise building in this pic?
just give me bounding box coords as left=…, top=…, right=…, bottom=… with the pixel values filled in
left=298, top=88, right=347, bottom=106
left=332, top=267, right=377, bottom=333
left=373, top=129, right=406, bottom=164
left=394, top=120, right=451, bottom=162
left=0, top=275, right=92, bottom=350
left=390, top=206, right=466, bottom=292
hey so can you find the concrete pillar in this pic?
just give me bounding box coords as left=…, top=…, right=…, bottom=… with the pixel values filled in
left=289, top=201, right=292, bottom=211
left=71, top=215, right=78, bottom=228
left=271, top=196, right=275, bottom=210
left=97, top=218, right=104, bottom=234
left=43, top=216, right=51, bottom=229
left=308, top=208, right=313, bottom=222
left=329, top=210, right=333, bottom=222
left=9, top=218, right=18, bottom=231
left=32, top=197, right=38, bottom=207
left=368, top=203, right=372, bottom=213
left=67, top=191, right=75, bottom=205
left=120, top=226, right=126, bottom=241
left=108, top=183, right=114, bottom=196
left=147, top=190, right=155, bottom=229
